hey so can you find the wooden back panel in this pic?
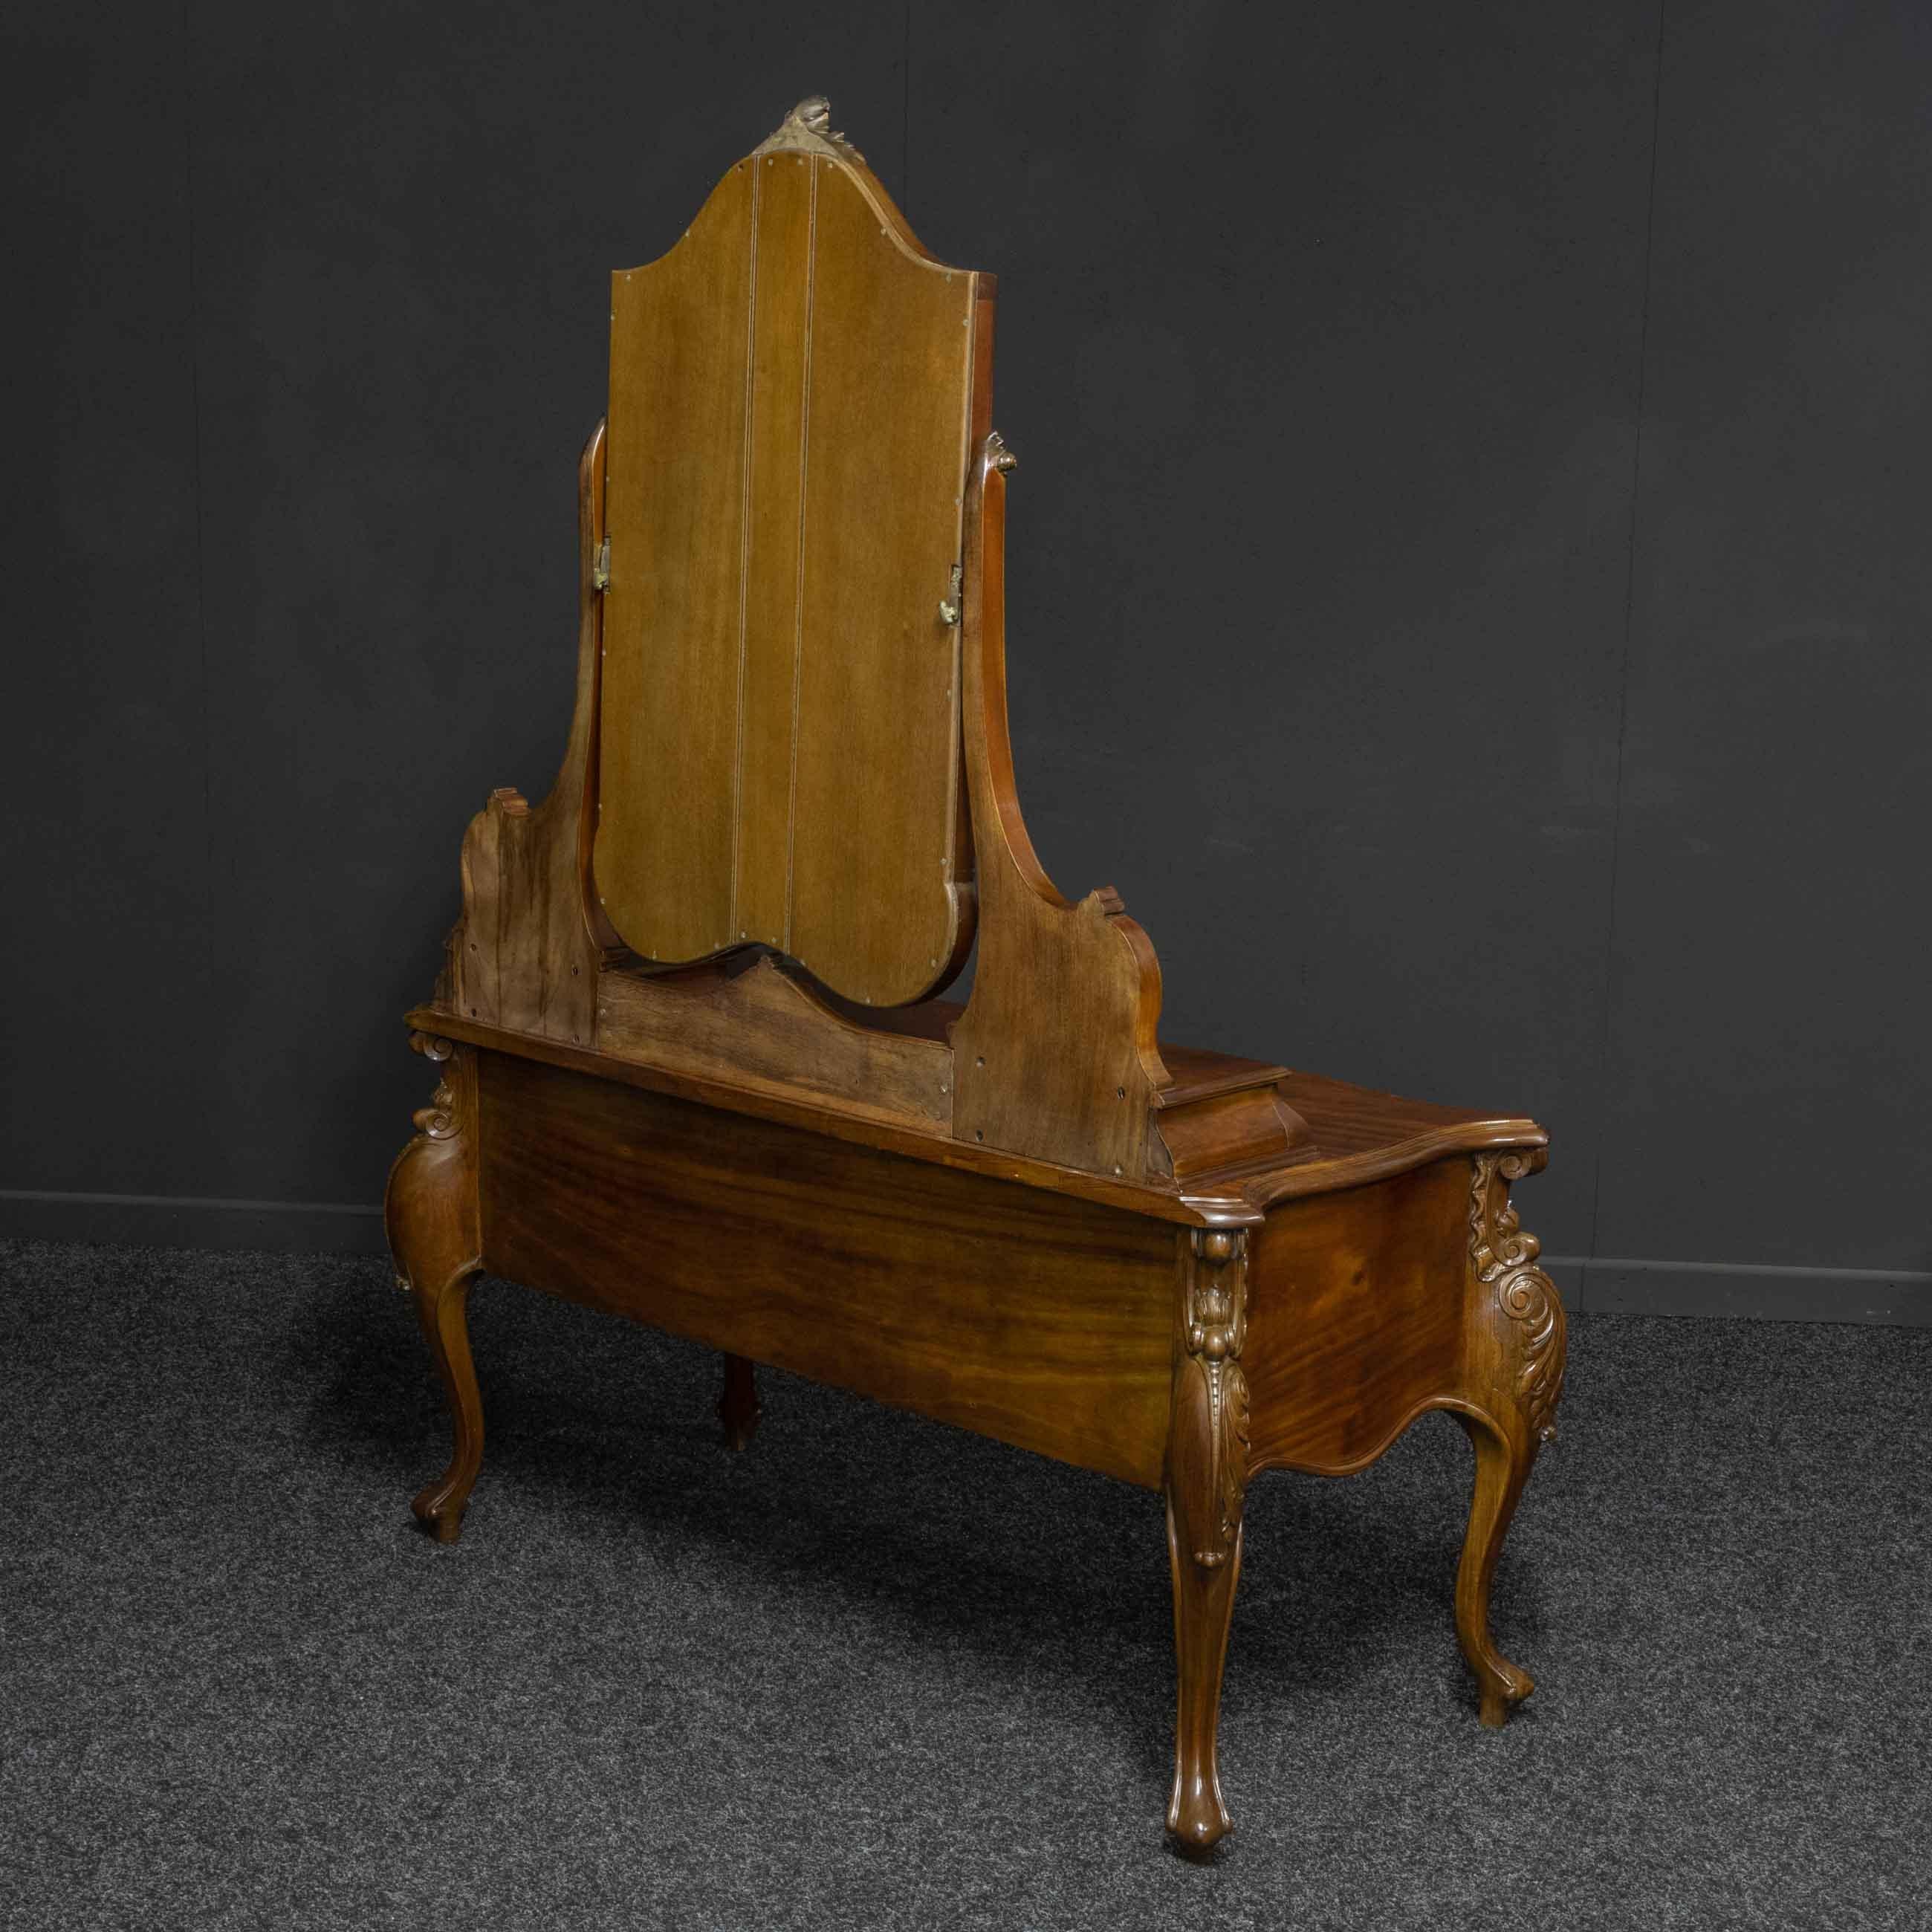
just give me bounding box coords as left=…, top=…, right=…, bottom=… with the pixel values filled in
left=594, top=103, right=982, bottom=1008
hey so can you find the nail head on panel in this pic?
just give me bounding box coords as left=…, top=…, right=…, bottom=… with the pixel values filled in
left=974, top=1129, right=985, bottom=1142
left=1113, top=1164, right=1123, bottom=1176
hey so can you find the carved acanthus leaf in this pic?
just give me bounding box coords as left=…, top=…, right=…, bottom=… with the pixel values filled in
left=1468, top=1153, right=1566, bottom=1443
left=1181, top=1228, right=1251, bottom=1570
left=752, top=95, right=864, bottom=165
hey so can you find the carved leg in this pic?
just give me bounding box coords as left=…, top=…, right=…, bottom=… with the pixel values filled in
left=409, top=1264, right=484, bottom=1543
left=718, top=1353, right=761, bottom=1450
left=1456, top=1152, right=1569, bottom=1725
left=386, top=1034, right=484, bottom=1544
left=1452, top=1410, right=1539, bottom=1724
left=1164, top=1228, right=1251, bottom=1855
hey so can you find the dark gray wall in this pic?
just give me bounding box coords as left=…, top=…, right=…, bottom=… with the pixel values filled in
left=4, top=2, right=1926, bottom=1320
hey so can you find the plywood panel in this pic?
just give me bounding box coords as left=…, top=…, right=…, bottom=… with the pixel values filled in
left=787, top=161, right=976, bottom=1002
left=593, top=137, right=976, bottom=1006
left=597, top=163, right=755, bottom=962
left=734, top=155, right=816, bottom=945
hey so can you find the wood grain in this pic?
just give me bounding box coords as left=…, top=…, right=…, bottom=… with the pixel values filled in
left=594, top=134, right=975, bottom=1005
left=598, top=162, right=755, bottom=962
left=412, top=1000, right=1239, bottom=1227
left=596, top=953, right=950, bottom=1132
left=1241, top=1157, right=1472, bottom=1476
left=951, top=416, right=1170, bottom=1177
left=733, top=154, right=816, bottom=946
left=783, top=156, right=976, bottom=1004
left=476, top=1048, right=1179, bottom=1487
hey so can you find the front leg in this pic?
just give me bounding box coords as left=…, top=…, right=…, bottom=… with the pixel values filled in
left=386, top=1033, right=484, bottom=1543
left=1164, top=1228, right=1251, bottom=1854
left=1455, top=1152, right=1568, bottom=1724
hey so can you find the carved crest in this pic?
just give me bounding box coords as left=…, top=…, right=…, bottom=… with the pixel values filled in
left=751, top=94, right=864, bottom=164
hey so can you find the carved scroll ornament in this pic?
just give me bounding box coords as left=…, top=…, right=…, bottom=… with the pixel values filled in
left=1468, top=1153, right=1566, bottom=1443
left=409, top=1031, right=461, bottom=1140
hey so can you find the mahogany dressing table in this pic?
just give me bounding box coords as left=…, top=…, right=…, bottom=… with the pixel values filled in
left=386, top=97, right=1568, bottom=1852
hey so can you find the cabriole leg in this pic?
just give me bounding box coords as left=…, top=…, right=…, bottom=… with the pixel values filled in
left=1164, top=1228, right=1251, bottom=1854
left=718, top=1353, right=761, bottom=1450
left=386, top=1033, right=484, bottom=1544
left=1456, top=1151, right=1569, bottom=1725
left=1452, top=1410, right=1539, bottom=1724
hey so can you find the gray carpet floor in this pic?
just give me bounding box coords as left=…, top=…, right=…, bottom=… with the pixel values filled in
left=1, top=1238, right=1927, bottom=1931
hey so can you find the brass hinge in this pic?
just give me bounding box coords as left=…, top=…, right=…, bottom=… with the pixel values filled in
left=591, top=537, right=610, bottom=591
left=938, top=563, right=962, bottom=626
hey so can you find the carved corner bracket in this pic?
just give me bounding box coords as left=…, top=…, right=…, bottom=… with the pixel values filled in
left=1468, top=1151, right=1566, bottom=1444
left=1172, top=1228, right=1252, bottom=1571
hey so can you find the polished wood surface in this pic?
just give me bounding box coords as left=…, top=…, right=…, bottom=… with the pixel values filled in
left=949, top=421, right=1170, bottom=1179
left=384, top=1033, right=482, bottom=1543
left=1242, top=1157, right=1474, bottom=1476
left=782, top=156, right=976, bottom=1002
left=597, top=114, right=976, bottom=1006
left=386, top=96, right=1570, bottom=1858
left=411, top=996, right=1546, bottom=1234
left=477, top=1048, right=1177, bottom=1488
left=1165, top=1228, right=1251, bottom=1848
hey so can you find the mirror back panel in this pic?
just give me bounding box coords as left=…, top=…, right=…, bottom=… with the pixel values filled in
left=595, top=129, right=982, bottom=1006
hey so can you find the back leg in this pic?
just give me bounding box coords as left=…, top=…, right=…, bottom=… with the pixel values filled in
left=718, top=1353, right=761, bottom=1450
